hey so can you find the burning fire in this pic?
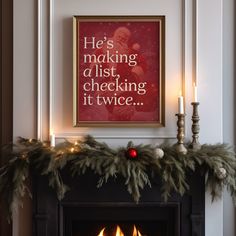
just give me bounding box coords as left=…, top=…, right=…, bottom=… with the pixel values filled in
left=97, top=225, right=143, bottom=236
left=132, top=225, right=142, bottom=236
left=98, top=228, right=106, bottom=236
left=115, top=225, right=124, bottom=236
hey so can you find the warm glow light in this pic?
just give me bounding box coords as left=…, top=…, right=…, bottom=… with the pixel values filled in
left=132, top=225, right=142, bottom=236
left=70, top=147, right=75, bottom=153
left=115, top=225, right=124, bottom=236
left=97, top=227, right=106, bottom=236
left=97, top=225, right=143, bottom=236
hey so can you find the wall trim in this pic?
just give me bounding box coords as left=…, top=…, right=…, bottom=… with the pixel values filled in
left=38, top=0, right=197, bottom=140
left=49, top=0, right=54, bottom=136
left=193, top=0, right=198, bottom=85
left=37, top=0, right=51, bottom=141
left=55, top=134, right=176, bottom=140
left=37, top=0, right=42, bottom=140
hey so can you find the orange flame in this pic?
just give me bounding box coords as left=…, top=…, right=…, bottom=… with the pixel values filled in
left=132, top=225, right=142, bottom=236
left=97, top=225, right=143, bottom=236
left=97, top=227, right=106, bottom=236
left=115, top=225, right=124, bottom=236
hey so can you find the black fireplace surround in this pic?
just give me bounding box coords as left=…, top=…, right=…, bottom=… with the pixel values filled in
left=32, top=169, right=205, bottom=236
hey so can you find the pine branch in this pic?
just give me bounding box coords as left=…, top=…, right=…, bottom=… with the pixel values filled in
left=1, top=136, right=236, bottom=221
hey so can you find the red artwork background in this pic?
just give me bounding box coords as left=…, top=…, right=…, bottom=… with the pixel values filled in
left=75, top=18, right=164, bottom=125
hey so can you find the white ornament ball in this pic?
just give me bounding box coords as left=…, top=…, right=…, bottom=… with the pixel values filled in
left=155, top=148, right=164, bottom=159
left=217, top=167, right=227, bottom=179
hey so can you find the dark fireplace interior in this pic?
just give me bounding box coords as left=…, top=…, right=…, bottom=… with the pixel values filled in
left=33, top=170, right=205, bottom=236
left=72, top=221, right=166, bottom=236
left=65, top=204, right=177, bottom=236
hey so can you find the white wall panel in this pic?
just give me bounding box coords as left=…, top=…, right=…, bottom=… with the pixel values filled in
left=197, top=0, right=224, bottom=235
left=50, top=0, right=185, bottom=140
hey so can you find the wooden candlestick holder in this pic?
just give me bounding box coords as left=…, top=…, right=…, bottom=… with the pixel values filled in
left=175, top=113, right=187, bottom=154
left=189, top=102, right=201, bottom=150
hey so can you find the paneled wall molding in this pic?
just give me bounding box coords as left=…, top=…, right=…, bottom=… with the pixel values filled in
left=192, top=0, right=198, bottom=85
left=37, top=0, right=198, bottom=141
left=37, top=0, right=50, bottom=141
left=49, top=0, right=54, bottom=138
left=37, top=0, right=42, bottom=140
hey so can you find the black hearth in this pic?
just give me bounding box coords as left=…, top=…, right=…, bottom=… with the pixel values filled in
left=33, top=170, right=205, bottom=236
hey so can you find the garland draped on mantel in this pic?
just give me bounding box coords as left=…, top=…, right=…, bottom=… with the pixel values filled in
left=0, top=135, right=236, bottom=220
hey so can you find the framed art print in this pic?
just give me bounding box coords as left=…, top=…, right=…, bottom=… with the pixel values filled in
left=73, top=16, right=165, bottom=127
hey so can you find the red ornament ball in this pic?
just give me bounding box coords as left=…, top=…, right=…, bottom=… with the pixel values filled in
left=127, top=148, right=138, bottom=159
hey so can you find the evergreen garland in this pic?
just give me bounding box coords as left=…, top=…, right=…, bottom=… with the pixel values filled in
left=0, top=135, right=236, bottom=220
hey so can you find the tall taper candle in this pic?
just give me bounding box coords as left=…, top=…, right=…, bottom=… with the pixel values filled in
left=194, top=83, right=198, bottom=102
left=50, top=133, right=55, bottom=147
left=178, top=94, right=184, bottom=114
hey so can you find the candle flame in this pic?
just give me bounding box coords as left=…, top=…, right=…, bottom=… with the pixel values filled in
left=50, top=129, right=54, bottom=136
left=179, top=90, right=182, bottom=97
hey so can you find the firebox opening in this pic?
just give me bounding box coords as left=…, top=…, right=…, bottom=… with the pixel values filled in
left=72, top=220, right=167, bottom=236
left=63, top=203, right=179, bottom=236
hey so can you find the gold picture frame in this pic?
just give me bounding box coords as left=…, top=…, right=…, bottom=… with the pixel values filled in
left=73, top=16, right=165, bottom=127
